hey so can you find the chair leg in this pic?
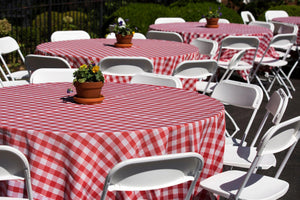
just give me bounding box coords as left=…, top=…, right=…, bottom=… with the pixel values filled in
left=279, top=68, right=295, bottom=91
left=254, top=75, right=270, bottom=100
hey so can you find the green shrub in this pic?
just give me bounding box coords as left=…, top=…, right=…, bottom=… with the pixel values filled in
left=105, top=2, right=242, bottom=35
left=257, top=5, right=300, bottom=21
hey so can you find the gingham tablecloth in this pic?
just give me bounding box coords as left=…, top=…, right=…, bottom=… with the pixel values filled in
left=0, top=82, right=225, bottom=200
left=273, top=16, right=300, bottom=44
left=35, top=39, right=200, bottom=91
left=150, top=22, right=278, bottom=80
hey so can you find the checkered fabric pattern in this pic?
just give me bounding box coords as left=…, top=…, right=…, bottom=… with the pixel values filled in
left=149, top=22, right=278, bottom=80
left=35, top=39, right=200, bottom=91
left=0, top=82, right=225, bottom=200
left=273, top=17, right=300, bottom=44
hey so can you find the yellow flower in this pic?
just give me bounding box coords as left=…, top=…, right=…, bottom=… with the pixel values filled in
left=132, top=31, right=135, bottom=35
left=92, top=65, right=99, bottom=73
left=80, top=64, right=87, bottom=69
left=209, top=11, right=212, bottom=14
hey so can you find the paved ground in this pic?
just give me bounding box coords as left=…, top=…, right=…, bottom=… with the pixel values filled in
left=224, top=61, right=299, bottom=199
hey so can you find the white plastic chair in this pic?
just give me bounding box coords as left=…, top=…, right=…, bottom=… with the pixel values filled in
left=172, top=60, right=218, bottom=93
left=253, top=33, right=297, bottom=99
left=30, top=68, right=77, bottom=83
left=200, top=116, right=300, bottom=200
left=241, top=11, right=256, bottom=24
left=0, top=36, right=29, bottom=81
left=190, top=38, right=218, bottom=59
left=211, top=80, right=263, bottom=145
left=100, top=56, right=153, bottom=77
left=223, top=88, right=289, bottom=170
left=25, top=54, right=71, bottom=76
left=217, top=36, right=260, bottom=84
left=154, top=17, right=185, bottom=24
left=50, top=30, right=90, bottom=42
left=249, top=21, right=275, bottom=32
left=199, top=18, right=230, bottom=23
left=100, top=152, right=204, bottom=200
left=0, top=145, right=33, bottom=200
left=265, top=10, right=289, bottom=22
left=146, top=30, right=183, bottom=43
left=105, top=32, right=116, bottom=39
left=0, top=78, right=28, bottom=88
left=131, top=72, right=183, bottom=89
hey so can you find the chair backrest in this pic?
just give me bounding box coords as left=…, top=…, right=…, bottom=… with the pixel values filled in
left=131, top=72, right=183, bottom=89
left=265, top=10, right=289, bottom=22
left=132, top=32, right=146, bottom=39
left=190, top=38, right=218, bottom=59
left=0, top=145, right=33, bottom=200
left=100, top=152, right=204, bottom=200
left=250, top=88, right=289, bottom=147
left=241, top=11, right=256, bottom=24
left=199, top=18, right=230, bottom=23
left=30, top=68, right=77, bottom=83
left=211, top=80, right=263, bottom=143
left=154, top=17, right=185, bottom=24
left=0, top=36, right=25, bottom=81
left=25, top=54, right=71, bottom=76
left=100, top=56, right=154, bottom=76
left=234, top=116, right=300, bottom=199
left=249, top=21, right=275, bottom=32
left=272, top=21, right=298, bottom=35
left=50, top=30, right=91, bottom=42
left=146, top=30, right=183, bottom=43
left=106, top=32, right=116, bottom=39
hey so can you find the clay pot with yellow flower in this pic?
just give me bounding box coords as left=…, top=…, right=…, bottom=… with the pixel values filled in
left=73, top=62, right=105, bottom=102
left=113, top=18, right=136, bottom=48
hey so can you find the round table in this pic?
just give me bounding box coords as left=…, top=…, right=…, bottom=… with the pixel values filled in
left=35, top=39, right=200, bottom=90
left=0, top=82, right=225, bottom=200
left=150, top=22, right=277, bottom=79
left=272, top=17, right=300, bottom=44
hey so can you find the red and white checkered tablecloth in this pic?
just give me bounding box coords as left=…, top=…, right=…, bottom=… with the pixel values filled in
left=0, top=82, right=225, bottom=200
left=149, top=22, right=278, bottom=80
left=35, top=39, right=200, bottom=91
left=273, top=16, right=300, bottom=44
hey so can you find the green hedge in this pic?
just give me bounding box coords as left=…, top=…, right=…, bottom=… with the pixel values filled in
left=105, top=2, right=243, bottom=35
left=257, top=5, right=300, bottom=21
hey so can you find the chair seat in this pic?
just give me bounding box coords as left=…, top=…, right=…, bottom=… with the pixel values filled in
left=200, top=170, right=289, bottom=200
left=225, top=136, right=247, bottom=146
left=224, top=145, right=276, bottom=169
left=195, top=81, right=217, bottom=93
left=218, top=60, right=253, bottom=70
left=8, top=70, right=29, bottom=80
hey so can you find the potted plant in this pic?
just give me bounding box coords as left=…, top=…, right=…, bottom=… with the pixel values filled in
left=73, top=61, right=105, bottom=99
left=203, top=7, right=222, bottom=28
left=112, top=18, right=136, bottom=47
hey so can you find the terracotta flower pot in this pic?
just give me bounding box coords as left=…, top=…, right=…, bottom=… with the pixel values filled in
left=205, top=18, right=219, bottom=28
left=116, top=34, right=133, bottom=44
left=74, top=81, right=104, bottom=98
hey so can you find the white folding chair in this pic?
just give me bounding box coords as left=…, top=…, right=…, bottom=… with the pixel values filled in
left=50, top=30, right=90, bottom=42
left=190, top=38, right=218, bottom=59
left=211, top=80, right=263, bottom=145
left=0, top=36, right=29, bottom=81
left=131, top=72, right=183, bottom=89
left=217, top=36, right=260, bottom=83
left=0, top=78, right=28, bottom=88
left=146, top=30, right=183, bottom=43
left=200, top=116, right=300, bottom=200
left=154, top=17, right=185, bottom=24
left=30, top=68, right=77, bottom=83
left=0, top=145, right=33, bottom=200
left=265, top=10, right=289, bottom=22
left=249, top=21, right=275, bottom=32
left=105, top=32, right=116, bottom=39
left=253, top=33, right=297, bottom=99
left=25, top=54, right=71, bottom=77
left=241, top=11, right=256, bottom=24
left=172, top=60, right=218, bottom=93
left=223, top=88, right=289, bottom=170
left=199, top=18, right=230, bottom=23
left=101, top=152, right=204, bottom=200
left=99, top=56, right=153, bottom=77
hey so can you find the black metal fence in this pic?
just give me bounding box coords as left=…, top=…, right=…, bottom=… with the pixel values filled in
left=0, top=0, right=125, bottom=55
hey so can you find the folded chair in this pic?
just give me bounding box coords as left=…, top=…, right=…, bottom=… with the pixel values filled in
left=131, top=72, right=183, bottom=89
left=146, top=30, right=183, bottom=43
left=223, top=88, right=289, bottom=170
left=50, top=30, right=90, bottom=42
left=249, top=21, right=275, bottom=32
left=200, top=116, right=300, bottom=200
left=211, top=80, right=263, bottom=145
left=0, top=145, right=33, bottom=200
left=0, top=36, right=29, bottom=81
left=101, top=152, right=204, bottom=200
left=30, top=68, right=77, bottom=83
left=154, top=17, right=185, bottom=24
left=241, top=11, right=256, bottom=24
left=190, top=38, right=218, bottom=59
left=265, top=10, right=289, bottom=22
